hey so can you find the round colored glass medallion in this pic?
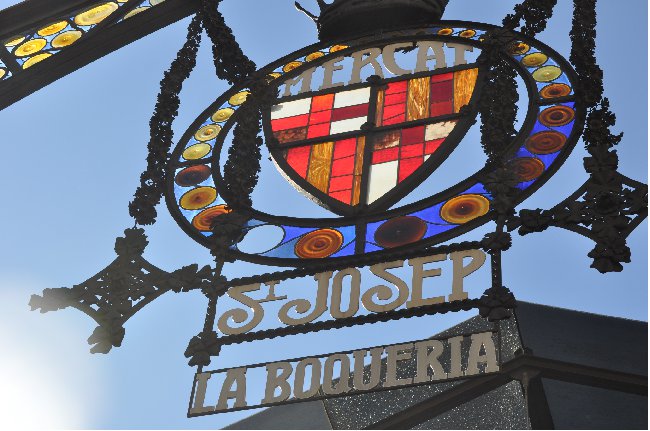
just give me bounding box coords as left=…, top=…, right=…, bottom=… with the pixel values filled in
left=212, top=108, right=235, bottom=123
left=440, top=195, right=490, bottom=224
left=532, top=65, right=562, bottom=82
left=5, top=36, right=25, bottom=47
left=525, top=131, right=566, bottom=154
left=192, top=205, right=231, bottom=231
left=37, top=21, right=68, bottom=36
left=508, top=157, right=545, bottom=182
left=540, top=83, right=571, bottom=99
left=52, top=31, right=82, bottom=48
left=539, top=105, right=575, bottom=127
left=22, top=53, right=51, bottom=69
left=374, top=216, right=427, bottom=248
left=305, top=52, right=325, bottom=62
left=15, top=39, right=46, bottom=57
left=283, top=61, right=303, bottom=72
left=74, top=2, right=118, bottom=26
left=521, top=52, right=548, bottom=67
left=229, top=91, right=250, bottom=106
left=179, top=187, right=217, bottom=210
left=295, top=229, right=344, bottom=258
left=175, top=165, right=212, bottom=187
left=182, top=143, right=212, bottom=160
left=194, top=124, right=221, bottom=142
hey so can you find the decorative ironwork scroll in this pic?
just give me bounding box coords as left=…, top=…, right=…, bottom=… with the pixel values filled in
left=29, top=228, right=213, bottom=353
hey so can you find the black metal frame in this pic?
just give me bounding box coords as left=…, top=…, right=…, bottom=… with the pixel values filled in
left=165, top=21, right=586, bottom=268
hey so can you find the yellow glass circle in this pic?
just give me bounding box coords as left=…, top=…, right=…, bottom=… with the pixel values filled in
left=211, top=108, right=235, bottom=123
left=51, top=30, right=82, bottom=49
left=305, top=52, right=324, bottom=62
left=0, top=69, right=6, bottom=79
left=179, top=187, right=217, bottom=210
left=440, top=194, right=490, bottom=224
left=532, top=65, right=562, bottom=82
left=14, top=38, right=46, bottom=57
left=22, top=53, right=52, bottom=69
left=283, top=61, right=302, bottom=72
left=5, top=36, right=25, bottom=47
left=437, top=28, right=453, bottom=35
left=459, top=29, right=476, bottom=38
left=124, top=7, right=148, bottom=19
left=182, top=143, right=212, bottom=160
left=329, top=44, right=348, bottom=53
left=37, top=21, right=68, bottom=36
left=194, top=124, right=221, bottom=142
left=74, top=2, right=118, bottom=26
left=229, top=91, right=250, bottom=106
left=266, top=72, right=282, bottom=81
left=522, top=52, right=548, bottom=67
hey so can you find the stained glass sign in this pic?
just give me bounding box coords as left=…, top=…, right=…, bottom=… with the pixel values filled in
left=167, top=24, right=583, bottom=267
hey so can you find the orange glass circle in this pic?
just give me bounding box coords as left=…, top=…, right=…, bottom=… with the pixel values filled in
left=192, top=205, right=231, bottom=231
left=539, top=105, right=575, bottom=127
left=440, top=195, right=490, bottom=224
left=305, top=52, right=324, bottom=62
left=525, top=131, right=566, bottom=154
left=508, top=157, right=545, bottom=182
left=295, top=229, right=343, bottom=259
left=283, top=61, right=303, bottom=72
left=437, top=28, right=453, bottom=36
left=329, top=44, right=348, bottom=53
left=540, top=83, right=572, bottom=99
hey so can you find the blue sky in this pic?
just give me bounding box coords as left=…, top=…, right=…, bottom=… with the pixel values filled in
left=0, top=0, right=646, bottom=429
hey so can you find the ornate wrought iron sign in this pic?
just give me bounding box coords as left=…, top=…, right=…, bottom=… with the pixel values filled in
left=22, top=0, right=647, bottom=421
left=189, top=330, right=500, bottom=416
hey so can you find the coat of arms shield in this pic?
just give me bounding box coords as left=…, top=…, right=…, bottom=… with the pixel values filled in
left=264, top=64, right=481, bottom=216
